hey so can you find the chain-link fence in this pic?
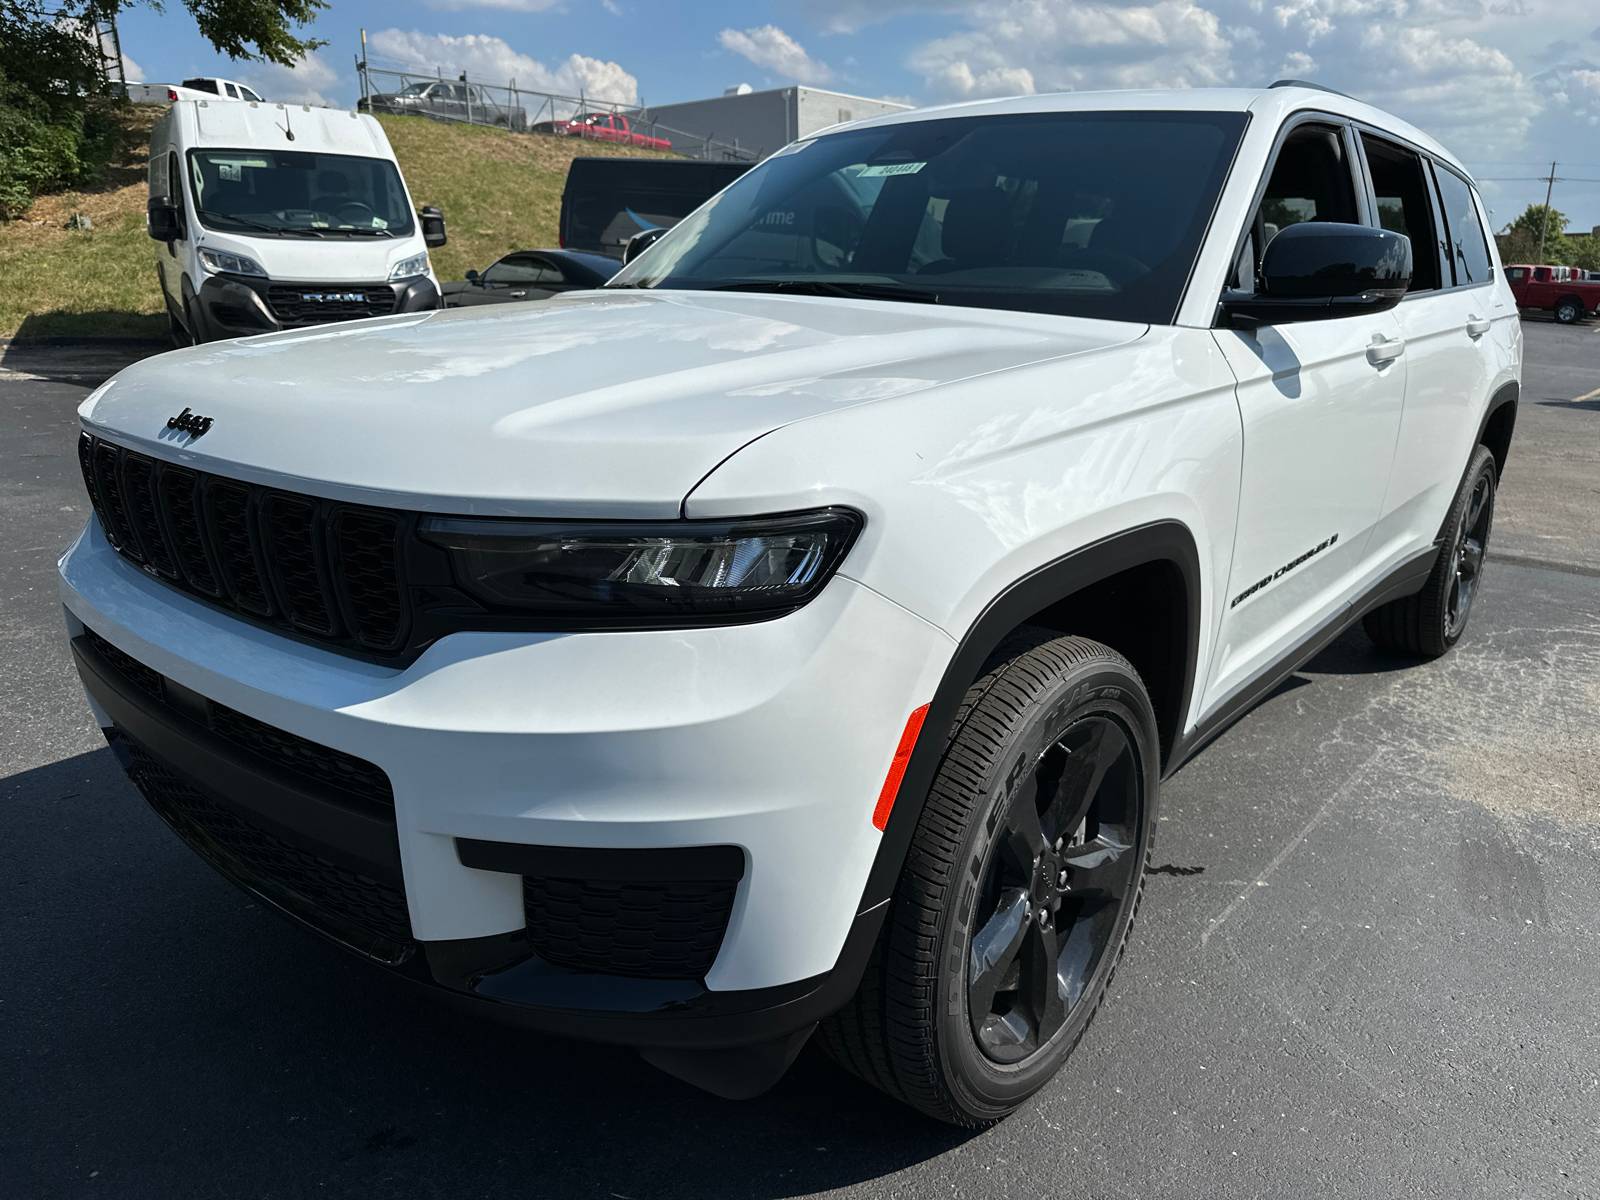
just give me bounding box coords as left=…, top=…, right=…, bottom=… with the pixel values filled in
left=355, top=61, right=760, bottom=162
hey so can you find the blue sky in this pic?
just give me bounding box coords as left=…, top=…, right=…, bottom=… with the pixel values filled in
left=113, top=0, right=1600, bottom=231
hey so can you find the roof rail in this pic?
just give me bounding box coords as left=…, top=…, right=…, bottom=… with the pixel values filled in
left=1268, top=79, right=1357, bottom=100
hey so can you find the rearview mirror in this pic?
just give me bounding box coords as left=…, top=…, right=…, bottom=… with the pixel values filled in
left=1221, top=222, right=1411, bottom=328
left=623, top=226, right=666, bottom=264
left=420, top=205, right=447, bottom=248
left=147, top=201, right=183, bottom=243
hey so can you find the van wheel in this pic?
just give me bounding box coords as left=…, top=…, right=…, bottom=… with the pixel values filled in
left=1364, top=444, right=1496, bottom=657
left=1554, top=297, right=1584, bottom=324
left=817, top=629, right=1158, bottom=1125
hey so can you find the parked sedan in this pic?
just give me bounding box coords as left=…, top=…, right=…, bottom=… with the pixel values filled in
left=440, top=249, right=616, bottom=307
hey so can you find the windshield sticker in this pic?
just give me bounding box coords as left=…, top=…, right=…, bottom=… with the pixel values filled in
left=858, top=161, right=926, bottom=178
left=209, top=158, right=269, bottom=170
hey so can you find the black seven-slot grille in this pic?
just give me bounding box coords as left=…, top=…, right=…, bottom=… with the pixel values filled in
left=79, top=434, right=409, bottom=656
left=266, top=285, right=398, bottom=326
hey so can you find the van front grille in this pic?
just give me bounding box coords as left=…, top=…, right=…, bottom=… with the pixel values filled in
left=266, top=285, right=398, bottom=326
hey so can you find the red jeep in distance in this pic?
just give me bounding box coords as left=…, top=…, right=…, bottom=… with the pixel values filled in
left=556, top=112, right=671, bottom=152
left=1504, top=263, right=1600, bottom=324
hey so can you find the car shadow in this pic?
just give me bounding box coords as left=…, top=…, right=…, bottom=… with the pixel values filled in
left=2, top=748, right=979, bottom=1198
left=2, top=315, right=167, bottom=385
left=1296, top=622, right=1431, bottom=676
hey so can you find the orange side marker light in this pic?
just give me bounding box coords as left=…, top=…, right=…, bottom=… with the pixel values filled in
left=872, top=703, right=930, bottom=831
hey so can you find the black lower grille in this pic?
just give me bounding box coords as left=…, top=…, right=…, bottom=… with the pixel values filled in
left=116, top=732, right=415, bottom=959
left=524, top=876, right=738, bottom=980
left=83, top=628, right=394, bottom=810
left=78, top=435, right=409, bottom=657
left=266, top=286, right=398, bottom=326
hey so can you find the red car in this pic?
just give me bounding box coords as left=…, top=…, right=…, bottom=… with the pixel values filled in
left=556, top=112, right=671, bottom=152
left=1504, top=263, right=1600, bottom=323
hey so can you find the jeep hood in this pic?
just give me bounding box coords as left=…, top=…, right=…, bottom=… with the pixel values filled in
left=80, top=290, right=1144, bottom=518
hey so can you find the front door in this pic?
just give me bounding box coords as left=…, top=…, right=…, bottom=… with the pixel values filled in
left=1203, top=120, right=1408, bottom=711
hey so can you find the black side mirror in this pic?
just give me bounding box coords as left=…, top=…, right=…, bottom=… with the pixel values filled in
left=1221, top=222, right=1411, bottom=328
left=465, top=269, right=479, bottom=283
left=147, top=200, right=183, bottom=243
left=420, top=205, right=447, bottom=248
left=623, top=226, right=666, bottom=264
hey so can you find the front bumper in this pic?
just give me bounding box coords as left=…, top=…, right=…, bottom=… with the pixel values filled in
left=60, top=517, right=951, bottom=1048
left=195, top=272, right=439, bottom=339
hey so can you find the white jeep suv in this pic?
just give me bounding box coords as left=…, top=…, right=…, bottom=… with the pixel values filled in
left=61, top=83, right=1520, bottom=1124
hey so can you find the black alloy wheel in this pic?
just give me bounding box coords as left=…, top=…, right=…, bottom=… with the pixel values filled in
left=1364, top=443, right=1497, bottom=657
left=817, top=630, right=1158, bottom=1125
left=1443, top=465, right=1493, bottom=643
left=968, top=714, right=1142, bottom=1063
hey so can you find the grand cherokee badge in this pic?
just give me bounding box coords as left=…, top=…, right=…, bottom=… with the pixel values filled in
left=166, top=408, right=213, bottom=438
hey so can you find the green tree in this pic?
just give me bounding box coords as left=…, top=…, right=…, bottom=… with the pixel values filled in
left=1570, top=235, right=1600, bottom=274
left=1503, top=204, right=1575, bottom=265
left=0, top=0, right=327, bottom=217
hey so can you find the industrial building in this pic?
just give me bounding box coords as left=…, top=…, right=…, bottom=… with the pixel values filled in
left=635, top=85, right=913, bottom=161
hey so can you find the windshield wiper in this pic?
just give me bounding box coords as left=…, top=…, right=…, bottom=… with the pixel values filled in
left=337, top=227, right=395, bottom=237
left=706, top=279, right=940, bottom=305
left=196, top=209, right=284, bottom=234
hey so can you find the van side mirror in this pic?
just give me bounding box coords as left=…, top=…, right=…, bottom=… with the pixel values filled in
left=1221, top=222, right=1411, bottom=328
left=420, top=205, right=447, bottom=248
left=147, top=200, right=183, bottom=243
left=623, top=227, right=666, bottom=264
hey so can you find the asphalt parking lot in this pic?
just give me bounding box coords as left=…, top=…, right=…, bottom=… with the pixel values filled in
left=3, top=320, right=1597, bottom=1199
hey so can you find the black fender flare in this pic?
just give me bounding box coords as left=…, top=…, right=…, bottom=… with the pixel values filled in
left=853, top=519, right=1202, bottom=919
left=1476, top=380, right=1518, bottom=475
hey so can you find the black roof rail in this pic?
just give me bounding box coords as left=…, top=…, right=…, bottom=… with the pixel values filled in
left=1268, top=79, right=1357, bottom=100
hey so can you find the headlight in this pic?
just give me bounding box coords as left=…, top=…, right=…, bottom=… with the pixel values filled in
left=199, top=248, right=265, bottom=276
left=389, top=251, right=430, bottom=280
left=416, top=507, right=862, bottom=624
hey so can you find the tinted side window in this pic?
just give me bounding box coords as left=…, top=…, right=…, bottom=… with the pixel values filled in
left=1361, top=135, right=1442, bottom=292
left=1433, top=167, right=1493, bottom=287
left=149, top=150, right=168, bottom=201
left=1231, top=123, right=1358, bottom=290
left=167, top=153, right=184, bottom=213
left=483, top=255, right=561, bottom=285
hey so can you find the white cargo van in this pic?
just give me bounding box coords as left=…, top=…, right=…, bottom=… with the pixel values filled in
left=146, top=101, right=447, bottom=344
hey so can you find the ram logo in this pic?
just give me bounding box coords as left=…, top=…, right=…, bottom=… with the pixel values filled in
left=299, top=291, right=364, bottom=303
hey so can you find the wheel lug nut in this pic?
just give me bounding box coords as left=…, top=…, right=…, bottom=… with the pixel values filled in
left=1058, top=870, right=1070, bottom=887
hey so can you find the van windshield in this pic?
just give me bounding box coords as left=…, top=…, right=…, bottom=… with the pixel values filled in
left=187, top=149, right=415, bottom=238
left=607, top=110, right=1249, bottom=324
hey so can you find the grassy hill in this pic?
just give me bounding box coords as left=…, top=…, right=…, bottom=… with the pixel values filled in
left=0, top=107, right=675, bottom=339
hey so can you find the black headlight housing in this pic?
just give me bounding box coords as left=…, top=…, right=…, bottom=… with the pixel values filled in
left=416, top=506, right=864, bottom=627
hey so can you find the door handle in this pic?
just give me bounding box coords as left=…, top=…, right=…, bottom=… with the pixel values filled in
left=1465, top=316, right=1491, bottom=337
left=1366, top=335, right=1405, bottom=366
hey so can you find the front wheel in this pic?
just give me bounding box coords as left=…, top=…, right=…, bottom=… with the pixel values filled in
left=1364, top=443, right=1496, bottom=657
left=817, top=630, right=1159, bottom=1125
left=1554, top=297, right=1584, bottom=324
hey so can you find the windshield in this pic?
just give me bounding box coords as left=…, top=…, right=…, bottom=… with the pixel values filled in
left=608, top=110, right=1248, bottom=324
left=187, top=149, right=416, bottom=237
left=396, top=83, right=432, bottom=96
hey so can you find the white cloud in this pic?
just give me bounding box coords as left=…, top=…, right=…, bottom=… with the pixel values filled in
left=243, top=51, right=341, bottom=108
left=718, top=25, right=834, bottom=84
left=908, top=1, right=1234, bottom=101
left=368, top=29, right=638, bottom=104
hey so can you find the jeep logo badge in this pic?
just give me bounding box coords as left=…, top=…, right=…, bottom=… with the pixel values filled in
left=166, top=407, right=214, bottom=438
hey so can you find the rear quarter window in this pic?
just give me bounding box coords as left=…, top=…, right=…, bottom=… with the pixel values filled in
left=1434, top=167, right=1494, bottom=286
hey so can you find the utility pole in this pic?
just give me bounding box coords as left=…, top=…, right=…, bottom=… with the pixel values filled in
left=1538, top=161, right=1557, bottom=262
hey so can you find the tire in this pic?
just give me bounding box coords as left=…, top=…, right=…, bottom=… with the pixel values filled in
left=817, top=629, right=1159, bottom=1125
left=1363, top=444, right=1496, bottom=657
left=1554, top=297, right=1584, bottom=324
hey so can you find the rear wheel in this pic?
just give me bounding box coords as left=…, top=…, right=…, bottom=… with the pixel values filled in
left=818, top=629, right=1159, bottom=1125
left=1364, top=444, right=1496, bottom=657
left=1554, top=297, right=1584, bottom=324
